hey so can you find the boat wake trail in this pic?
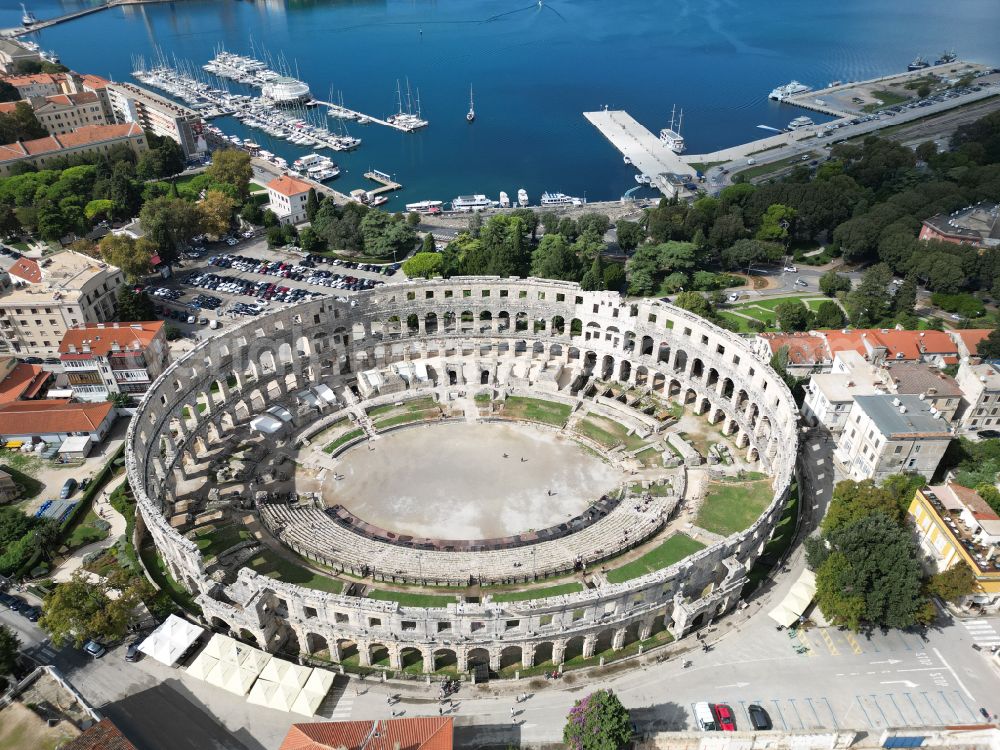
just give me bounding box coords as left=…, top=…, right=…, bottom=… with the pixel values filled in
left=484, top=3, right=545, bottom=23
left=756, top=125, right=783, bottom=133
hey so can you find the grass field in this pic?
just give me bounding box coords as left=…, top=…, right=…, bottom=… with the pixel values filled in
left=374, top=411, right=435, bottom=430
left=724, top=295, right=828, bottom=331
left=140, top=544, right=202, bottom=613
left=193, top=525, right=252, bottom=558
left=605, top=534, right=705, bottom=583
left=246, top=550, right=344, bottom=594
left=367, top=397, right=437, bottom=418
left=63, top=507, right=109, bottom=551
left=574, top=416, right=647, bottom=451
left=745, top=484, right=800, bottom=592
left=696, top=477, right=773, bottom=536
left=368, top=589, right=457, bottom=607
left=323, top=428, right=364, bottom=453
left=502, top=397, right=571, bottom=426
left=491, top=582, right=583, bottom=602
left=0, top=461, right=43, bottom=500
left=862, top=89, right=911, bottom=113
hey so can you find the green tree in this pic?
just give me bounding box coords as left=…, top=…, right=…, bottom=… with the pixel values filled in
left=819, top=270, right=852, bottom=297
left=721, top=238, right=781, bottom=271
left=775, top=300, right=812, bottom=332
left=198, top=189, right=238, bottom=237
left=756, top=203, right=797, bottom=243
left=421, top=232, right=436, bottom=253
left=116, top=285, right=155, bottom=322
left=708, top=212, right=747, bottom=250
left=360, top=211, right=417, bottom=260
left=0, top=623, right=18, bottom=675
left=402, top=252, right=444, bottom=279
left=139, top=197, right=202, bottom=263
left=976, top=328, right=1000, bottom=359
left=84, top=199, right=114, bottom=223
left=206, top=149, right=252, bottom=197
left=530, top=234, right=582, bottom=281
left=580, top=255, right=606, bottom=291
left=298, top=226, right=325, bottom=254
left=305, top=188, right=320, bottom=222
left=0, top=102, right=46, bottom=143
left=892, top=275, right=918, bottom=320
left=0, top=79, right=19, bottom=103
left=564, top=689, right=632, bottom=750
left=406, top=210, right=421, bottom=227
left=615, top=219, right=644, bottom=254
left=822, top=480, right=902, bottom=535
left=673, top=291, right=711, bottom=317
left=846, top=263, right=892, bottom=326
left=926, top=562, right=977, bottom=603
left=40, top=569, right=153, bottom=648
left=816, top=513, right=927, bottom=630
left=109, top=162, right=142, bottom=219
left=576, top=212, right=611, bottom=237
left=99, top=234, right=153, bottom=283
left=813, top=299, right=845, bottom=328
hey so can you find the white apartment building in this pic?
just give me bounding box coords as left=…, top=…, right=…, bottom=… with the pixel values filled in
left=59, top=321, right=168, bottom=401
left=106, top=82, right=207, bottom=157
left=802, top=350, right=881, bottom=433
left=0, top=251, right=123, bottom=355
left=266, top=174, right=312, bottom=225
left=834, top=393, right=953, bottom=482
left=955, top=361, right=1000, bottom=431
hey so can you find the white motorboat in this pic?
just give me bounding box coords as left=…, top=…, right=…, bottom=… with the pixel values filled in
left=499, top=191, right=510, bottom=208
left=451, top=194, right=492, bottom=212
left=786, top=115, right=815, bottom=131
left=540, top=192, right=583, bottom=207
left=634, top=174, right=653, bottom=185
left=623, top=156, right=632, bottom=165
left=405, top=200, right=444, bottom=215
left=517, top=188, right=529, bottom=207
left=467, top=85, right=475, bottom=123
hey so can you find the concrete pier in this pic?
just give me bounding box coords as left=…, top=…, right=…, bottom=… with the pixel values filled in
left=583, top=110, right=695, bottom=198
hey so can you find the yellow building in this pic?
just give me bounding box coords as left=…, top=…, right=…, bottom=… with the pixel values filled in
left=908, top=484, right=1000, bottom=611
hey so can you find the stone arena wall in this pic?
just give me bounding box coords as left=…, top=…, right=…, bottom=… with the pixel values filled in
left=125, top=278, right=799, bottom=673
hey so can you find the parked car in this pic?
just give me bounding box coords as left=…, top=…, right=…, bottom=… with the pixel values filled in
left=59, top=478, right=78, bottom=499
left=713, top=704, right=737, bottom=731
left=784, top=265, right=797, bottom=273
left=748, top=704, right=772, bottom=730
left=83, top=640, right=107, bottom=659
left=0, top=592, right=20, bottom=609
left=20, top=605, right=41, bottom=622
left=977, top=430, right=1000, bottom=439
left=125, top=640, right=142, bottom=662
left=795, top=278, right=809, bottom=287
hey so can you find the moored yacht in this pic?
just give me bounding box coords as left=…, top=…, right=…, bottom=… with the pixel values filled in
left=540, top=192, right=583, bottom=207
left=659, top=104, right=685, bottom=154
left=499, top=191, right=510, bottom=208
left=517, top=188, right=529, bottom=207
left=769, top=80, right=811, bottom=101
left=451, top=194, right=492, bottom=212
left=405, top=200, right=444, bottom=215
left=786, top=115, right=815, bottom=131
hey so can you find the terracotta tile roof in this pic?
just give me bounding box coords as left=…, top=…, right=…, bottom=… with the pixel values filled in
left=268, top=174, right=312, bottom=198
left=818, top=329, right=957, bottom=362
left=954, top=329, right=992, bottom=357
left=80, top=74, right=110, bottom=91
left=280, top=717, right=453, bottom=750
left=948, top=483, right=1000, bottom=523
left=8, top=256, right=40, bottom=283
left=61, top=718, right=139, bottom=750
left=0, top=100, right=25, bottom=114
left=59, top=321, right=163, bottom=357
left=758, top=332, right=829, bottom=365
left=0, top=123, right=143, bottom=164
left=2, top=72, right=64, bottom=88
left=0, top=363, right=50, bottom=403
left=40, top=91, right=99, bottom=108
left=0, top=399, right=114, bottom=436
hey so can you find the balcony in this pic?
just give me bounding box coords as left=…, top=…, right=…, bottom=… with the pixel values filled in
left=924, top=492, right=1000, bottom=576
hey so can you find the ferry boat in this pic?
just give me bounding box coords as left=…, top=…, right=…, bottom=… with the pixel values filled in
left=540, top=192, right=583, bottom=207
left=658, top=104, right=685, bottom=154
left=908, top=56, right=930, bottom=71
left=405, top=200, right=444, bottom=214
left=293, top=153, right=325, bottom=170
left=768, top=80, right=812, bottom=101
left=499, top=191, right=510, bottom=208
left=20, top=4, right=36, bottom=26
left=786, top=115, right=815, bottom=131
left=451, top=194, right=492, bottom=212
left=517, top=188, right=529, bottom=207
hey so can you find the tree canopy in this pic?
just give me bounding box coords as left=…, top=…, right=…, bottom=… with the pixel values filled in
left=564, top=689, right=632, bottom=750
left=40, top=569, right=154, bottom=648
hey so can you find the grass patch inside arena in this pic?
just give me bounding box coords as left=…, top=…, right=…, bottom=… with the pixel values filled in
left=574, top=416, right=647, bottom=451
left=605, top=534, right=705, bottom=583
left=501, top=397, right=571, bottom=426
left=491, top=582, right=584, bottom=602
left=323, top=428, right=364, bottom=453
left=246, top=550, right=344, bottom=594
left=696, top=477, right=773, bottom=536
left=367, top=589, right=457, bottom=607
left=193, top=525, right=253, bottom=558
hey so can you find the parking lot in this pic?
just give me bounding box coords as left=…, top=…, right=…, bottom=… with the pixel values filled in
left=146, top=237, right=408, bottom=333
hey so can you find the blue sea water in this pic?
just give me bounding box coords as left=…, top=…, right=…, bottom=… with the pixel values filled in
left=3, top=0, right=1000, bottom=206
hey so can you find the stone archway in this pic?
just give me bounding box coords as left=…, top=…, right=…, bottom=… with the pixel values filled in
left=400, top=647, right=424, bottom=674
left=433, top=648, right=457, bottom=673
left=499, top=645, right=522, bottom=674
left=337, top=639, right=359, bottom=665
left=534, top=642, right=554, bottom=668
left=467, top=647, right=490, bottom=671
left=369, top=643, right=390, bottom=667
left=564, top=635, right=585, bottom=663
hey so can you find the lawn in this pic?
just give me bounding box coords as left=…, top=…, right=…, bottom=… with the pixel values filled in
left=0, top=461, right=43, bottom=500
left=745, top=484, right=800, bottom=593
left=193, top=524, right=252, bottom=557
left=726, top=295, right=826, bottom=330
left=368, top=589, right=456, bottom=607
left=605, top=534, right=705, bottom=583
left=716, top=311, right=757, bottom=333
left=630, top=482, right=672, bottom=496
left=862, top=89, right=911, bottom=112
left=696, top=477, right=773, bottom=536
left=574, top=416, right=647, bottom=451
left=245, top=550, right=344, bottom=594
left=140, top=543, right=201, bottom=614
left=367, top=397, right=437, bottom=418
left=374, top=411, right=436, bottom=430
left=687, top=160, right=724, bottom=174
left=62, top=507, right=109, bottom=551
left=735, top=152, right=817, bottom=181
left=323, top=428, right=364, bottom=453
left=501, top=397, right=571, bottom=427
left=491, top=582, right=583, bottom=602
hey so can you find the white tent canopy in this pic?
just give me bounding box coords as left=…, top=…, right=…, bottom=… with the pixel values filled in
left=250, top=414, right=285, bottom=434
left=137, top=614, right=204, bottom=666
left=312, top=383, right=338, bottom=404
left=291, top=669, right=334, bottom=716
left=768, top=569, right=817, bottom=627
left=259, top=657, right=312, bottom=690
left=185, top=652, right=219, bottom=681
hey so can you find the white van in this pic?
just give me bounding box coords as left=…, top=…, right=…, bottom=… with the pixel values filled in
left=694, top=702, right=719, bottom=731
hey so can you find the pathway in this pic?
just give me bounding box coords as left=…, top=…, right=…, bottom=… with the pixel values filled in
left=51, top=473, right=128, bottom=584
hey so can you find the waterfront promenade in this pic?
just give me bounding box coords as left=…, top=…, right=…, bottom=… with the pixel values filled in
left=584, top=109, right=695, bottom=198
left=1, top=0, right=178, bottom=37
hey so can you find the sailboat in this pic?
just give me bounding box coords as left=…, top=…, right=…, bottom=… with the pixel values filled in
left=466, top=85, right=475, bottom=123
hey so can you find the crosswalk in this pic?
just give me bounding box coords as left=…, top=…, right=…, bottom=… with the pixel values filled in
left=962, top=619, right=1000, bottom=648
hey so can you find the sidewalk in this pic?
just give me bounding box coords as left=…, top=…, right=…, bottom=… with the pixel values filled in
left=51, top=473, right=128, bottom=584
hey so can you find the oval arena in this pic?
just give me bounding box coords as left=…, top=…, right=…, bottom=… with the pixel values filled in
left=126, top=278, right=798, bottom=677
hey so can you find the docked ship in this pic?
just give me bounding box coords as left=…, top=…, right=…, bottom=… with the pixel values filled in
left=405, top=200, right=444, bottom=215
left=659, top=104, right=685, bottom=154
left=908, top=56, right=930, bottom=71
left=634, top=174, right=652, bottom=185
left=769, top=80, right=811, bottom=101
left=387, top=79, right=429, bottom=132
left=499, top=191, right=510, bottom=208
left=451, top=195, right=493, bottom=212
left=517, top=188, right=529, bottom=207
left=540, top=192, right=583, bottom=207
left=786, top=115, right=815, bottom=131
left=20, top=4, right=36, bottom=26
left=935, top=50, right=957, bottom=65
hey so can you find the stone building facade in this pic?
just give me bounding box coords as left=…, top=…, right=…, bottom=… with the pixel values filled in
left=126, top=278, right=799, bottom=674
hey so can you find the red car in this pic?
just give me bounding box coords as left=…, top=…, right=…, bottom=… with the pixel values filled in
left=713, top=704, right=736, bottom=731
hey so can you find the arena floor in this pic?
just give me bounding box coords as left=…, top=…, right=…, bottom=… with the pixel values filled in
left=321, top=421, right=624, bottom=540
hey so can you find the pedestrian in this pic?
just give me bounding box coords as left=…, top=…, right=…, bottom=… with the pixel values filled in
left=439, top=706, right=443, bottom=716
left=511, top=706, right=515, bottom=716
left=512, top=717, right=517, bottom=726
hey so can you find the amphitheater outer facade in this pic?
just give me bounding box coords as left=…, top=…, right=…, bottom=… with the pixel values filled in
left=126, top=277, right=799, bottom=675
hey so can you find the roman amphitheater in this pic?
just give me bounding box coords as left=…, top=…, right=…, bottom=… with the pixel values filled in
left=126, top=277, right=799, bottom=679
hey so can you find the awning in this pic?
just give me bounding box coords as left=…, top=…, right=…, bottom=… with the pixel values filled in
left=291, top=669, right=334, bottom=716
left=247, top=679, right=301, bottom=712
left=137, top=614, right=204, bottom=666
left=185, top=651, right=219, bottom=680
left=768, top=569, right=817, bottom=627
left=312, top=384, right=337, bottom=404
left=250, top=414, right=284, bottom=434
left=258, top=657, right=311, bottom=690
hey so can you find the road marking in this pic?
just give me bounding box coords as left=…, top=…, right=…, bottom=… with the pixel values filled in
left=843, top=631, right=863, bottom=655
left=869, top=694, right=891, bottom=726
left=788, top=698, right=805, bottom=729
left=871, top=659, right=901, bottom=665
left=921, top=691, right=944, bottom=724
left=717, top=682, right=750, bottom=688
left=855, top=695, right=875, bottom=727
left=823, top=697, right=839, bottom=729
left=932, top=647, right=974, bottom=700
left=938, top=690, right=960, bottom=722
left=905, top=693, right=924, bottom=724
left=953, top=690, right=978, bottom=723
left=881, top=680, right=918, bottom=688
left=886, top=693, right=907, bottom=725
left=805, top=698, right=822, bottom=728
left=818, top=629, right=839, bottom=656
left=895, top=632, right=913, bottom=651
left=771, top=699, right=788, bottom=730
